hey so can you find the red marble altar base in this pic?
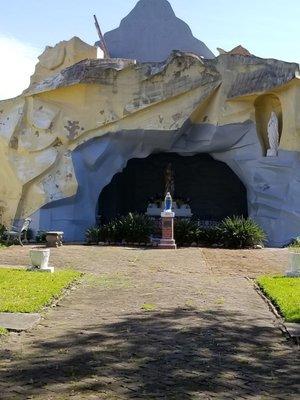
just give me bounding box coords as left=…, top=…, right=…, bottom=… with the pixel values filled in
left=158, top=212, right=177, bottom=250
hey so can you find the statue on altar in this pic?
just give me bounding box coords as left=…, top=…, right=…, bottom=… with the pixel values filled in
left=146, top=161, right=192, bottom=218
left=164, top=162, right=175, bottom=196
left=164, top=192, right=173, bottom=212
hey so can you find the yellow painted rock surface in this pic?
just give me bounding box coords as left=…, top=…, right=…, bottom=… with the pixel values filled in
left=0, top=36, right=299, bottom=234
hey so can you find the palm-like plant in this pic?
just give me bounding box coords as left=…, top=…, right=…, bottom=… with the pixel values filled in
left=218, top=216, right=266, bottom=249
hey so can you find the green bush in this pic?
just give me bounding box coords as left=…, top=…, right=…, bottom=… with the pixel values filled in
left=0, top=224, right=6, bottom=241
left=26, top=229, right=33, bottom=242
left=197, top=226, right=221, bottom=246
left=35, top=230, right=47, bottom=244
left=289, top=236, right=300, bottom=248
left=86, top=227, right=101, bottom=244
left=118, top=213, right=155, bottom=243
left=288, top=241, right=300, bottom=253
left=86, top=223, right=122, bottom=244
left=174, top=219, right=199, bottom=246
left=86, top=215, right=265, bottom=249
left=217, top=216, right=266, bottom=249
left=174, top=220, right=222, bottom=247
left=0, top=224, right=8, bottom=248
left=103, top=219, right=124, bottom=243
left=86, top=213, right=155, bottom=244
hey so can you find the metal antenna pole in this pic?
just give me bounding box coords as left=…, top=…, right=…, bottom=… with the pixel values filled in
left=93, top=14, right=110, bottom=58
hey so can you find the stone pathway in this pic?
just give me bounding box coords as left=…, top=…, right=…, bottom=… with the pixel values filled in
left=0, top=246, right=299, bottom=399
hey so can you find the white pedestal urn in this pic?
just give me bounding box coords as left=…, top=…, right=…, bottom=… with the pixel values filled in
left=286, top=251, right=300, bottom=277
left=29, top=249, right=54, bottom=273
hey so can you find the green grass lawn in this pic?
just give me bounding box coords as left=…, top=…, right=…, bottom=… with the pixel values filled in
left=0, top=269, right=82, bottom=313
left=141, top=303, right=157, bottom=312
left=0, top=327, right=8, bottom=336
left=257, top=276, right=300, bottom=323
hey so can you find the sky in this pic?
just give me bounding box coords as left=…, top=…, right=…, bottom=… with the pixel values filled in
left=0, top=0, right=299, bottom=100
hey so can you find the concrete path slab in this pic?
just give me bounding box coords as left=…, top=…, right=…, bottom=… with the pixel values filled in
left=0, top=313, right=41, bottom=331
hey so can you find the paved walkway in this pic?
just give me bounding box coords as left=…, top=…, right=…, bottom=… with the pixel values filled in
left=0, top=246, right=299, bottom=399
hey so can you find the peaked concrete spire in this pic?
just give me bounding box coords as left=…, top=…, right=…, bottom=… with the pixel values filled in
left=104, top=0, right=215, bottom=62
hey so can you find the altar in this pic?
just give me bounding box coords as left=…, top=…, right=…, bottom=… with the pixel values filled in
left=146, top=162, right=192, bottom=218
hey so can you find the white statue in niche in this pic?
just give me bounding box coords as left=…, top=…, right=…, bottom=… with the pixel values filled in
left=267, top=111, right=279, bottom=157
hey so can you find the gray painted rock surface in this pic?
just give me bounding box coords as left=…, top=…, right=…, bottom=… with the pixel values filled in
left=26, top=52, right=298, bottom=100
left=31, top=120, right=300, bottom=247
left=103, top=0, right=215, bottom=61
left=0, top=313, right=41, bottom=331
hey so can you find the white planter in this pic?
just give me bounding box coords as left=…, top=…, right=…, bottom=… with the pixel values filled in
left=286, top=252, right=300, bottom=277
left=29, top=249, right=52, bottom=272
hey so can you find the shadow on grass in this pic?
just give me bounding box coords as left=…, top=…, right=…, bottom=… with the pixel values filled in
left=1, top=308, right=299, bottom=398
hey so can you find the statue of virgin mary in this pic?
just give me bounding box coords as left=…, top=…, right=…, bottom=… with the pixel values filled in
left=267, top=112, right=279, bottom=157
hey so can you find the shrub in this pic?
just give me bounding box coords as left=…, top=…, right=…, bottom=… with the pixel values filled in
left=174, top=219, right=199, bottom=246
left=288, top=238, right=300, bottom=253
left=289, top=236, right=300, bottom=249
left=217, top=216, right=266, bottom=249
left=87, top=215, right=265, bottom=249
left=104, top=219, right=124, bottom=243
left=197, top=226, right=221, bottom=246
left=86, top=213, right=155, bottom=245
left=26, top=229, right=34, bottom=241
left=35, top=230, right=47, bottom=244
left=119, top=213, right=155, bottom=243
left=174, top=220, right=222, bottom=247
left=86, top=223, right=122, bottom=244
left=0, top=224, right=6, bottom=241
left=86, top=227, right=101, bottom=244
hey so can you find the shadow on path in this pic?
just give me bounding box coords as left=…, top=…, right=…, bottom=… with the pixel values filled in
left=1, top=308, right=299, bottom=399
